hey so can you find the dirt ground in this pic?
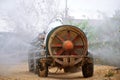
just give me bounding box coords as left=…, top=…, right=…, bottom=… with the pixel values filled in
left=0, top=63, right=120, bottom=80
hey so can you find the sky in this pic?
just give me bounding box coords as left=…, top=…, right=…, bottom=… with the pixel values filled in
left=0, top=0, right=119, bottom=69
left=59, top=0, right=120, bottom=19
left=0, top=0, right=120, bottom=31
left=0, top=0, right=120, bottom=18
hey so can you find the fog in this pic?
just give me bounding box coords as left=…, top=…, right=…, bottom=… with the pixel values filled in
left=0, top=0, right=61, bottom=74
left=0, top=0, right=120, bottom=75
left=88, top=18, right=120, bottom=67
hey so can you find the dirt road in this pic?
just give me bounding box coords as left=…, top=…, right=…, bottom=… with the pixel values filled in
left=0, top=63, right=120, bottom=80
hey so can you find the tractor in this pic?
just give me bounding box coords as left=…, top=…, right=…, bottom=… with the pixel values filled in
left=28, top=25, right=94, bottom=78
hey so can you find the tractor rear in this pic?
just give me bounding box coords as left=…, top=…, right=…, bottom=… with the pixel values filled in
left=28, top=25, right=94, bottom=78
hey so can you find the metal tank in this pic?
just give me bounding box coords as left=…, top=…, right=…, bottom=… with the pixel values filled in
left=28, top=25, right=94, bottom=78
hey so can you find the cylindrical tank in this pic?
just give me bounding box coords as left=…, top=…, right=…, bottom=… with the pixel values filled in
left=28, top=25, right=94, bottom=78
left=45, top=25, right=88, bottom=65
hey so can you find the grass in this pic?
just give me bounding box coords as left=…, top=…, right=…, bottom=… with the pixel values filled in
left=105, top=71, right=114, bottom=77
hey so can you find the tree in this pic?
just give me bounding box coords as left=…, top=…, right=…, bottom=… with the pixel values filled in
left=0, top=0, right=61, bottom=40
left=0, top=0, right=63, bottom=66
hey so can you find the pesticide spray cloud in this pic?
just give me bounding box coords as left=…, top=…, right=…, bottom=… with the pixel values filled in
left=0, top=0, right=60, bottom=75
left=0, top=32, right=32, bottom=74
left=88, top=16, right=120, bottom=67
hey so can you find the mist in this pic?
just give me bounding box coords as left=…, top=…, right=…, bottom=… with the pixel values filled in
left=88, top=15, right=120, bottom=67
left=0, top=0, right=61, bottom=75
left=0, top=0, right=120, bottom=75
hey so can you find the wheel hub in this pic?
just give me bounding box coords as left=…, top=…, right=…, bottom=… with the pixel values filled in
left=63, top=40, right=74, bottom=51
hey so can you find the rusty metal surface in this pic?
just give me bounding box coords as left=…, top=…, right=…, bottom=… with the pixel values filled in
left=46, top=25, right=88, bottom=66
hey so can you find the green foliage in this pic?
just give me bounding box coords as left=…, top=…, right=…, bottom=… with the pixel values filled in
left=105, top=71, right=114, bottom=77
left=67, top=19, right=97, bottom=43
left=77, top=20, right=88, bottom=30
left=112, top=10, right=120, bottom=32
left=74, top=20, right=96, bottom=42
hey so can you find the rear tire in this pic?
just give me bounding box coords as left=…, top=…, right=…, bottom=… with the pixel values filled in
left=37, top=62, right=48, bottom=77
left=82, top=60, right=94, bottom=78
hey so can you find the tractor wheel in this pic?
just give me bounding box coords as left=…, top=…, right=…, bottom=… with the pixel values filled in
left=82, top=62, right=93, bottom=78
left=38, top=62, right=48, bottom=77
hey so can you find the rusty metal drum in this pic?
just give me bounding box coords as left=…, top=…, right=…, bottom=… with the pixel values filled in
left=46, top=25, right=88, bottom=66
left=28, top=25, right=94, bottom=78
